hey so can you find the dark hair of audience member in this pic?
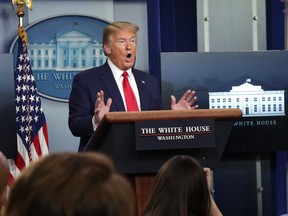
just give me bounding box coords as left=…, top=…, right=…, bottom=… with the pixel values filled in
left=6, top=152, right=136, bottom=216
left=143, top=155, right=211, bottom=216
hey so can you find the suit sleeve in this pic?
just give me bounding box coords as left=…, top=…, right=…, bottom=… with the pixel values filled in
left=68, top=73, right=94, bottom=137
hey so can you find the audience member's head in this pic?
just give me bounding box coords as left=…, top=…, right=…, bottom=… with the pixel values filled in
left=6, top=152, right=136, bottom=216
left=143, top=155, right=211, bottom=216
left=0, top=151, right=9, bottom=211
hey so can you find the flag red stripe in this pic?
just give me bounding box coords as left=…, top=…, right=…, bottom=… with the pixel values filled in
left=43, top=123, right=49, bottom=144
left=14, top=152, right=25, bottom=171
left=33, top=133, right=41, bottom=156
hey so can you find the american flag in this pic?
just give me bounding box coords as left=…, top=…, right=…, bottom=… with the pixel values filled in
left=8, top=27, right=49, bottom=186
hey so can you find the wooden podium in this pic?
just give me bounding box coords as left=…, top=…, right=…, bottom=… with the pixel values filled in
left=84, top=108, right=242, bottom=215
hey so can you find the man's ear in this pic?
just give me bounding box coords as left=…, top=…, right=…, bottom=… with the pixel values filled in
left=103, top=43, right=111, bottom=55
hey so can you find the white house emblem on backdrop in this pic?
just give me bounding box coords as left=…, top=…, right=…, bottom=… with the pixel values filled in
left=11, top=15, right=109, bottom=102
left=208, top=79, right=285, bottom=117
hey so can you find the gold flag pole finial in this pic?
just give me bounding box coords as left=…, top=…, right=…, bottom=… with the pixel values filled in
left=12, top=0, right=33, bottom=27
left=12, top=0, right=33, bottom=46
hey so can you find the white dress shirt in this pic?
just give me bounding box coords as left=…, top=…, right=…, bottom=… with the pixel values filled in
left=92, top=59, right=141, bottom=130
left=107, top=58, right=141, bottom=111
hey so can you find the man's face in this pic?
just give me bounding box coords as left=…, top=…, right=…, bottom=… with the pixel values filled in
left=104, top=29, right=137, bottom=71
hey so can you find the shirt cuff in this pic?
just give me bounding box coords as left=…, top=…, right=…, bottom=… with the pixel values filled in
left=92, top=116, right=98, bottom=131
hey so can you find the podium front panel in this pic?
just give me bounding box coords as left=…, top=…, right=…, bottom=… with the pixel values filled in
left=88, top=120, right=234, bottom=174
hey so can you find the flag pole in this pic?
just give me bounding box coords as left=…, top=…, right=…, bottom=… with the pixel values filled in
left=12, top=0, right=33, bottom=27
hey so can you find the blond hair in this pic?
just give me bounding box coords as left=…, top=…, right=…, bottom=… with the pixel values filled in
left=102, top=21, right=139, bottom=55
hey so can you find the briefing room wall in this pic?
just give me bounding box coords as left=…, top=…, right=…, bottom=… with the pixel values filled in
left=157, top=0, right=285, bottom=52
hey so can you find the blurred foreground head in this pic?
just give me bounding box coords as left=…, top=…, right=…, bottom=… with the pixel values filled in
left=7, top=152, right=135, bottom=216
left=0, top=151, right=9, bottom=210
left=143, top=155, right=211, bottom=216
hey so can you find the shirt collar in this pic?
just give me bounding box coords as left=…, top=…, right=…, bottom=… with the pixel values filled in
left=107, top=58, right=132, bottom=78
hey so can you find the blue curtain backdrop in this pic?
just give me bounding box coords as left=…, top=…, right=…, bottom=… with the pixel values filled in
left=267, top=0, right=287, bottom=215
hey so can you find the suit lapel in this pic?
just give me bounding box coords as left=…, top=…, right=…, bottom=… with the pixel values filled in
left=133, top=70, right=149, bottom=110
left=99, top=62, right=125, bottom=111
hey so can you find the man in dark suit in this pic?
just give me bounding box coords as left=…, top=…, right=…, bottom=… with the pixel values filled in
left=69, top=21, right=198, bottom=151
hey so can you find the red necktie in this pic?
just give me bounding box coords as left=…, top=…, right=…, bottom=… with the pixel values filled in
left=122, top=71, right=139, bottom=111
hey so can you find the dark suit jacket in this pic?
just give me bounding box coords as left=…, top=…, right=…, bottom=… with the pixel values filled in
left=69, top=61, right=163, bottom=151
